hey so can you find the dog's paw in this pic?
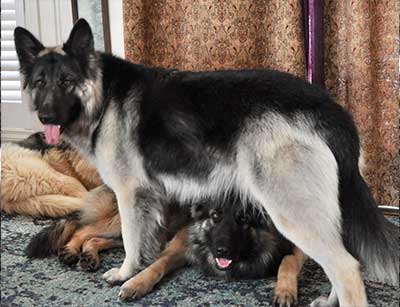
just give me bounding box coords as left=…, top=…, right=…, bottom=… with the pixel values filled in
left=79, top=251, right=100, bottom=272
left=102, top=268, right=130, bottom=285
left=58, top=246, right=79, bottom=266
left=310, top=296, right=336, bottom=307
left=118, top=275, right=154, bottom=301
left=273, top=288, right=297, bottom=307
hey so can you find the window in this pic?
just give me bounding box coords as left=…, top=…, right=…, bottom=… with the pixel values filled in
left=1, top=0, right=24, bottom=104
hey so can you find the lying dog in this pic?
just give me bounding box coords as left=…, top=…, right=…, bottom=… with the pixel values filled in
left=1, top=132, right=102, bottom=218
left=116, top=197, right=307, bottom=307
left=28, top=190, right=305, bottom=306
left=14, top=19, right=399, bottom=305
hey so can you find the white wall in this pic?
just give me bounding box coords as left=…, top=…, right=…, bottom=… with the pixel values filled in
left=108, top=0, right=125, bottom=58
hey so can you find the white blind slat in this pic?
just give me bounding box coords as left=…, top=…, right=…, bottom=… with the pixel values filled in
left=1, top=60, right=19, bottom=70
left=1, top=40, right=16, bottom=51
left=1, top=80, right=21, bottom=90
left=1, top=0, right=15, bottom=10
left=1, top=10, right=16, bottom=21
left=1, top=0, right=22, bottom=104
left=1, top=30, right=14, bottom=40
left=1, top=51, right=18, bottom=60
left=1, top=90, right=21, bottom=100
left=1, top=20, right=17, bottom=30
left=1, top=71, right=20, bottom=80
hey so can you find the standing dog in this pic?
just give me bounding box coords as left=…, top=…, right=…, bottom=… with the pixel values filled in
left=14, top=19, right=398, bottom=305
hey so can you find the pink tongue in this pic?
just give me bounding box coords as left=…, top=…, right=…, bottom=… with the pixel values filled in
left=216, top=258, right=232, bottom=269
left=44, top=125, right=60, bottom=145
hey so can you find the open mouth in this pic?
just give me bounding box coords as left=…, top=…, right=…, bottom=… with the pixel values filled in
left=215, top=258, right=233, bottom=270
left=44, top=124, right=61, bottom=145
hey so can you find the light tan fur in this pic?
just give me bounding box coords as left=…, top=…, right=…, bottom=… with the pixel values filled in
left=273, top=247, right=308, bottom=306
left=1, top=142, right=101, bottom=218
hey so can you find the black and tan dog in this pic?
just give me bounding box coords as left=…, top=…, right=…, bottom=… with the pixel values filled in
left=28, top=190, right=306, bottom=306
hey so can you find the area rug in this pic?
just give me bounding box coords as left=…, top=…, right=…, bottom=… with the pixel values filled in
left=1, top=214, right=398, bottom=307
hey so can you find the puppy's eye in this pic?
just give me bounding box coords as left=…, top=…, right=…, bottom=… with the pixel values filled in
left=237, top=214, right=249, bottom=224
left=34, top=79, right=45, bottom=88
left=59, top=79, right=73, bottom=87
left=211, top=211, right=221, bottom=222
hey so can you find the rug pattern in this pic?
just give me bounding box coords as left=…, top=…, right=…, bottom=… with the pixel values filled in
left=1, top=214, right=399, bottom=307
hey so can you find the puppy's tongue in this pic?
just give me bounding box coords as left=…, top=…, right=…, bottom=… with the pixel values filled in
left=216, top=258, right=232, bottom=269
left=44, top=125, right=60, bottom=145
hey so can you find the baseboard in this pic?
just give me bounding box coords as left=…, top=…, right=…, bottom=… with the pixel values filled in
left=379, top=205, right=399, bottom=216
left=1, top=128, right=35, bottom=143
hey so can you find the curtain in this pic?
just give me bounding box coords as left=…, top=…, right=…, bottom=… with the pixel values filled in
left=324, top=0, right=399, bottom=206
left=123, top=0, right=399, bottom=206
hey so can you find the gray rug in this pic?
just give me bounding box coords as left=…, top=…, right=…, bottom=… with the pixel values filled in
left=1, top=214, right=399, bottom=307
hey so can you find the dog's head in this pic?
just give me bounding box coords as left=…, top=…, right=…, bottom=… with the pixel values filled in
left=189, top=196, right=289, bottom=279
left=14, top=19, right=99, bottom=145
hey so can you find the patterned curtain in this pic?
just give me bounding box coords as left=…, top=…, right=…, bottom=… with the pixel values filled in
left=123, top=0, right=399, bottom=206
left=324, top=1, right=399, bottom=206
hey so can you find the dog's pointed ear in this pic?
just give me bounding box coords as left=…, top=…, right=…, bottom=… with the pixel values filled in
left=14, top=27, right=44, bottom=74
left=63, top=19, right=94, bottom=57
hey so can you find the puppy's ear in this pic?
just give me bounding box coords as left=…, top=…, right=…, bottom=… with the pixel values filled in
left=63, top=19, right=94, bottom=57
left=14, top=27, right=44, bottom=75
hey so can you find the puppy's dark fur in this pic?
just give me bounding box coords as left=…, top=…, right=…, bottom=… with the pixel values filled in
left=188, top=196, right=294, bottom=279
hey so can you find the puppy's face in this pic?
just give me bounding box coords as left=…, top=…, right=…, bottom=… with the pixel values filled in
left=14, top=19, right=96, bottom=145
left=189, top=198, right=281, bottom=279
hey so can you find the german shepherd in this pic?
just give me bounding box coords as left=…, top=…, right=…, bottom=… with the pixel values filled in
left=14, top=19, right=398, bottom=305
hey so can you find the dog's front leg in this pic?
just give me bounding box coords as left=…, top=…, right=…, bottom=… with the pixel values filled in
left=102, top=185, right=164, bottom=285
left=102, top=184, right=142, bottom=284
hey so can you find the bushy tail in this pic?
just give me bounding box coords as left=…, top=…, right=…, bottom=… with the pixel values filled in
left=26, top=218, right=81, bottom=258
left=25, top=185, right=118, bottom=258
left=342, top=170, right=399, bottom=286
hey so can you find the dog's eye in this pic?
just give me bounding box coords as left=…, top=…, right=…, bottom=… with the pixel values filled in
left=211, top=211, right=221, bottom=222
left=34, top=79, right=45, bottom=88
left=59, top=79, right=73, bottom=87
left=237, top=214, right=249, bottom=224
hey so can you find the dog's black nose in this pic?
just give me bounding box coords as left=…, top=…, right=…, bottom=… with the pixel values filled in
left=216, top=246, right=229, bottom=258
left=38, top=114, right=58, bottom=125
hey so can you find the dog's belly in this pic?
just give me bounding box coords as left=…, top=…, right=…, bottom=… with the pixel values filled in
left=158, top=163, right=238, bottom=203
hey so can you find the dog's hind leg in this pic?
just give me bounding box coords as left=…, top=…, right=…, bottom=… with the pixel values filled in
left=79, top=236, right=123, bottom=271
left=239, top=141, right=367, bottom=307
left=59, top=213, right=121, bottom=266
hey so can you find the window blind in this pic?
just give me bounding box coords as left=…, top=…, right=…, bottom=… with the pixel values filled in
left=1, top=0, right=22, bottom=103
